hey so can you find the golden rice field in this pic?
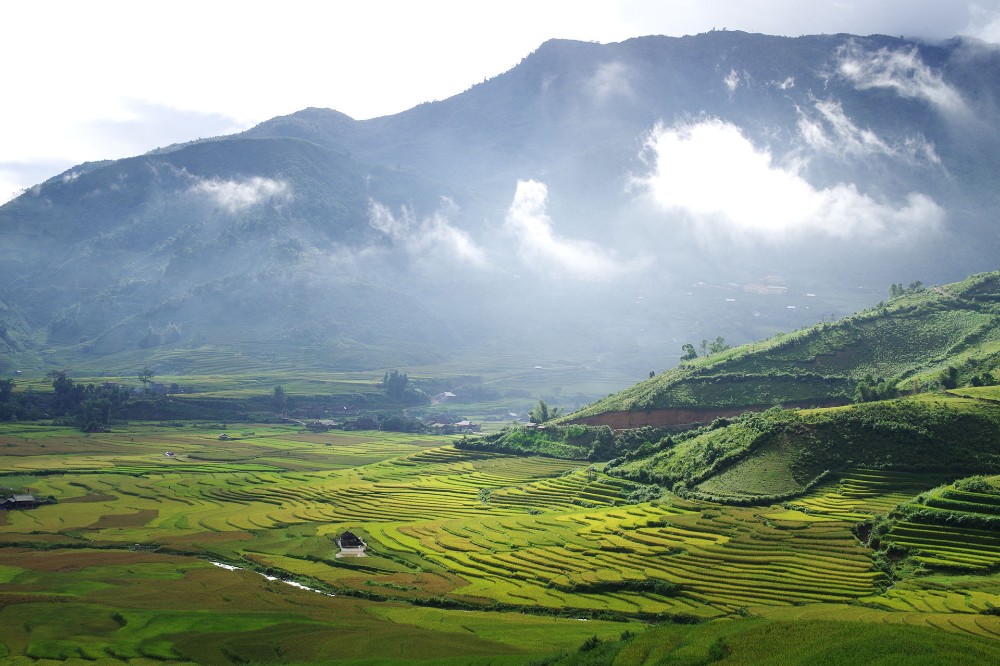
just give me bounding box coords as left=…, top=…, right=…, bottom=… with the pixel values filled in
left=2, top=422, right=1000, bottom=663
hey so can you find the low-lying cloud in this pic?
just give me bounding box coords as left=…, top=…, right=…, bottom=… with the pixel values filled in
left=798, top=98, right=940, bottom=164
left=837, top=42, right=967, bottom=116
left=635, top=118, right=944, bottom=239
left=965, top=3, right=1000, bottom=43
left=586, top=61, right=635, bottom=102
left=190, top=176, right=291, bottom=212
left=368, top=197, right=486, bottom=266
left=505, top=179, right=644, bottom=281
left=724, top=69, right=741, bottom=93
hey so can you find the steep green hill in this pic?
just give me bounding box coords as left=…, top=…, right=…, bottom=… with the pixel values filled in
left=604, top=393, right=1000, bottom=502
left=571, top=271, right=1000, bottom=426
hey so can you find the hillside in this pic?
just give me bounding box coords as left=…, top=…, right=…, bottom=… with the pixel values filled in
left=571, top=271, right=1000, bottom=427
left=604, top=392, right=1000, bottom=503
left=2, top=32, right=1000, bottom=377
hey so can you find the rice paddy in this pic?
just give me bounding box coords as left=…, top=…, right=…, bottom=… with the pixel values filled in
left=1, top=422, right=999, bottom=663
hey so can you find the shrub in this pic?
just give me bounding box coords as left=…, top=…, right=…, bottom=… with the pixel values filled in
left=953, top=475, right=998, bottom=494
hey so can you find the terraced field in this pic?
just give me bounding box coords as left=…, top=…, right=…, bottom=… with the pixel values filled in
left=789, top=468, right=947, bottom=521
left=3, top=422, right=1000, bottom=663
left=875, top=477, right=1000, bottom=572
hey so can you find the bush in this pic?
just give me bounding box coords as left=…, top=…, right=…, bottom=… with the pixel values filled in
left=953, top=475, right=998, bottom=494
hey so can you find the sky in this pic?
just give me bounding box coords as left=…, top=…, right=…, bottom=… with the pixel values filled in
left=1, top=0, right=999, bottom=203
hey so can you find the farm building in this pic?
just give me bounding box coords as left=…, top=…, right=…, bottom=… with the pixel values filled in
left=1, top=494, right=38, bottom=510
left=432, top=391, right=457, bottom=404
left=431, top=420, right=481, bottom=434
left=336, top=530, right=368, bottom=557
left=338, top=531, right=365, bottom=548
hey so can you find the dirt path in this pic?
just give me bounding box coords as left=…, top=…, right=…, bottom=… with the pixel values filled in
left=569, top=399, right=846, bottom=429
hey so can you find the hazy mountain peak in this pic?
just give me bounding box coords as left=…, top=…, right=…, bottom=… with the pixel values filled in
left=1, top=31, right=998, bottom=380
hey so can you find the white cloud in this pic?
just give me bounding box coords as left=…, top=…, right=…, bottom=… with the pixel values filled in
left=813, top=99, right=892, bottom=154
left=368, top=198, right=486, bottom=266
left=724, top=69, right=741, bottom=93
left=0, top=169, right=26, bottom=204
left=505, top=179, right=642, bottom=281
left=190, top=176, right=291, bottom=213
left=766, top=76, right=795, bottom=91
left=586, top=61, right=635, bottom=101
left=965, top=3, right=1000, bottom=43
left=634, top=118, right=944, bottom=239
left=797, top=98, right=940, bottom=164
left=837, top=42, right=967, bottom=115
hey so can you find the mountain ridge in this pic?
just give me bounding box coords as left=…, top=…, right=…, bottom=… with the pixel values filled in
left=2, top=30, right=999, bottom=379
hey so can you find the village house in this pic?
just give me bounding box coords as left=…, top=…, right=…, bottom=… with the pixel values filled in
left=431, top=391, right=457, bottom=405
left=336, top=530, right=368, bottom=557
left=1, top=494, right=38, bottom=510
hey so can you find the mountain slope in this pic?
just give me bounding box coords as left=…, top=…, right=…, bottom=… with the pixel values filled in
left=2, top=31, right=1000, bottom=376
left=571, top=271, right=1000, bottom=427
left=604, top=392, right=1000, bottom=502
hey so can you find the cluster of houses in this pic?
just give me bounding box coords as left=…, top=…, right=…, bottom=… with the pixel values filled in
left=429, top=420, right=479, bottom=434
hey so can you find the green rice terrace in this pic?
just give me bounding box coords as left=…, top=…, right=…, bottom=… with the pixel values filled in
left=3, top=414, right=1000, bottom=664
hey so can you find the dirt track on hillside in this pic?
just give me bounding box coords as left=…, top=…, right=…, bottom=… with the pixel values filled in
left=569, top=399, right=847, bottom=429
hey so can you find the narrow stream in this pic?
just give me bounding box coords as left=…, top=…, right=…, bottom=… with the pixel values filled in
left=210, top=560, right=336, bottom=596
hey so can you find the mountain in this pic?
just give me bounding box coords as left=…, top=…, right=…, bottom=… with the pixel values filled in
left=2, top=31, right=1000, bottom=380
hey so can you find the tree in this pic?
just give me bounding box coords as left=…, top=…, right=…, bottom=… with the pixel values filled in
left=970, top=372, right=996, bottom=387
left=0, top=378, right=15, bottom=422
left=680, top=344, right=698, bottom=361
left=587, top=426, right=616, bottom=461
left=709, top=336, right=730, bottom=355
left=272, top=385, right=287, bottom=413
left=853, top=374, right=898, bottom=403
left=138, top=367, right=155, bottom=393
left=47, top=370, right=83, bottom=413
left=529, top=399, right=560, bottom=424
left=79, top=398, right=112, bottom=432
left=939, top=365, right=959, bottom=390
left=381, top=370, right=409, bottom=401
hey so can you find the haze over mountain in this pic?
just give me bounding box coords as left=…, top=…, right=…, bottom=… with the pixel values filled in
left=2, top=31, right=999, bottom=386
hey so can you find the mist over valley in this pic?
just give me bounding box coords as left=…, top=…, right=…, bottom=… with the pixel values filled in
left=3, top=31, right=998, bottom=402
